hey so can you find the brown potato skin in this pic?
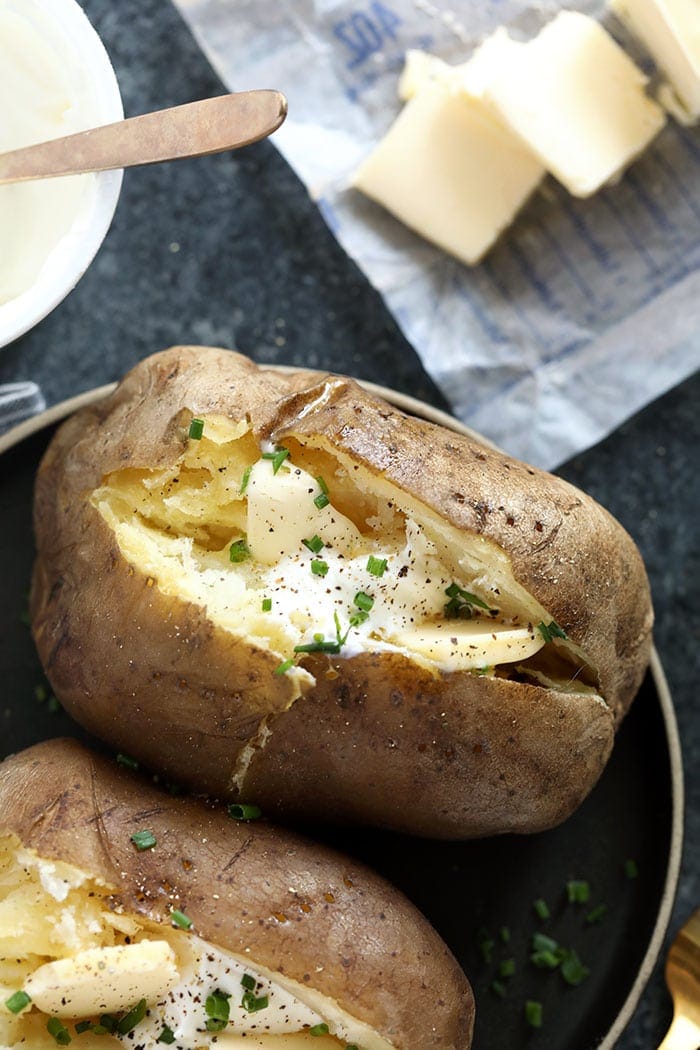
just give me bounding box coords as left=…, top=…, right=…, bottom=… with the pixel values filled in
left=30, top=346, right=653, bottom=837
left=0, top=739, right=474, bottom=1050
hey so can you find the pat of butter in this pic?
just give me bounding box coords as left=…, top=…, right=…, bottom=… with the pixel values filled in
left=483, top=11, right=666, bottom=197
left=388, top=620, right=544, bottom=670
left=611, top=0, right=700, bottom=123
left=246, top=458, right=361, bottom=565
left=24, top=941, right=179, bottom=1017
left=398, top=48, right=450, bottom=100
left=353, top=76, right=544, bottom=266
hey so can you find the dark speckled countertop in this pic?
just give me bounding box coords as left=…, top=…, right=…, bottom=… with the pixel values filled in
left=0, top=1, right=697, bottom=1046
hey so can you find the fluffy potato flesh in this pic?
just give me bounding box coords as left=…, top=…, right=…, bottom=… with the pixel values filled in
left=0, top=833, right=381, bottom=1049
left=92, top=414, right=599, bottom=702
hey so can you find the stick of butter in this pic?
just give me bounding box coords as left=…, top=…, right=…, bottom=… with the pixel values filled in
left=353, top=54, right=544, bottom=266
left=483, top=11, right=667, bottom=197
left=611, top=0, right=700, bottom=123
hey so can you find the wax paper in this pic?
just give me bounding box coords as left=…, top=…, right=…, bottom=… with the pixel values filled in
left=173, top=0, right=700, bottom=468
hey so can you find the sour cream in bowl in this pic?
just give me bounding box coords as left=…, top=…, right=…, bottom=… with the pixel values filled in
left=0, top=0, right=123, bottom=348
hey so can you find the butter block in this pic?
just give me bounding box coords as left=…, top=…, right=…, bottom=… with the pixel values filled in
left=398, top=49, right=449, bottom=100
left=484, top=11, right=667, bottom=196
left=611, top=0, right=700, bottom=122
left=353, top=80, right=544, bottom=266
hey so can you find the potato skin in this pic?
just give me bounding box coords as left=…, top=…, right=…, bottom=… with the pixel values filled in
left=0, top=739, right=474, bottom=1050
left=30, top=346, right=652, bottom=837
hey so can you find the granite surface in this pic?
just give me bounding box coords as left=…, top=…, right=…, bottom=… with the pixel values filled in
left=0, top=0, right=698, bottom=1046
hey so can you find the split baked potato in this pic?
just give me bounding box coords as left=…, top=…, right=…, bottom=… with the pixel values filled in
left=0, top=739, right=473, bottom=1049
left=30, top=346, right=653, bottom=838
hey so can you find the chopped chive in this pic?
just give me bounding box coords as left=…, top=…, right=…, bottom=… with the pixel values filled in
left=171, top=908, right=192, bottom=930
left=533, top=898, right=550, bottom=920
left=315, top=476, right=329, bottom=495
left=561, top=951, right=590, bottom=986
left=532, top=932, right=559, bottom=954
left=499, top=925, right=511, bottom=944
left=262, top=447, right=290, bottom=474
left=499, top=958, right=516, bottom=978
left=311, top=559, right=329, bottom=577
left=47, top=1017, right=72, bottom=1045
left=116, top=998, right=147, bottom=1035
left=130, top=829, right=157, bottom=851
left=309, top=1023, right=330, bottom=1036
left=116, top=753, right=139, bottom=771
left=75, top=1021, right=93, bottom=1034
left=239, top=465, right=253, bottom=495
left=314, top=492, right=330, bottom=510
left=229, top=538, right=250, bottom=563
left=5, top=991, right=31, bottom=1014
left=302, top=535, right=324, bottom=554
left=531, top=949, right=561, bottom=970
left=294, top=638, right=341, bottom=654
left=274, top=658, right=294, bottom=675
left=205, top=990, right=231, bottom=1031
left=348, top=610, right=369, bottom=628
left=97, top=1015, right=117, bottom=1034
left=537, top=619, right=568, bottom=643
left=444, top=582, right=491, bottom=609
left=490, top=979, right=508, bottom=998
left=227, top=803, right=262, bottom=821
left=625, top=858, right=639, bottom=880
left=525, top=1000, right=543, bottom=1028
left=366, top=555, right=388, bottom=578
left=261, top=597, right=272, bottom=612
left=585, top=903, right=608, bottom=924
left=241, top=990, right=269, bottom=1013
left=567, top=880, right=590, bottom=904
left=479, top=937, right=495, bottom=965
left=157, top=1028, right=176, bottom=1045
left=34, top=683, right=48, bottom=703
left=241, top=974, right=256, bottom=992
left=188, top=418, right=204, bottom=440
left=354, top=591, right=374, bottom=612
left=47, top=695, right=60, bottom=714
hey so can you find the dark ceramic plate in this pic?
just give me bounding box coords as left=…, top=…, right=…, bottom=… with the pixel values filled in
left=0, top=385, right=683, bottom=1050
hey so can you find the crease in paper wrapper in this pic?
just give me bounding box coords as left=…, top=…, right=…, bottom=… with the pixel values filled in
left=174, top=0, right=700, bottom=469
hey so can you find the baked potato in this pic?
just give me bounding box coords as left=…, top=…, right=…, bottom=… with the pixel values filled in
left=30, top=346, right=653, bottom=838
left=0, top=739, right=473, bottom=1049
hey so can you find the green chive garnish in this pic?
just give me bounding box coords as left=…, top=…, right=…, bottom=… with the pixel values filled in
left=586, top=903, right=608, bottom=924
left=348, top=610, right=369, bottom=628
left=366, top=555, right=387, bottom=578
left=499, top=958, right=516, bottom=977
left=309, top=1023, right=330, bottom=1036
left=561, top=950, right=590, bottom=986
left=490, top=979, right=508, bottom=998
left=47, top=1017, right=72, bottom=1045
left=262, top=447, right=290, bottom=474
left=171, top=909, right=192, bottom=930
left=239, top=465, right=253, bottom=494
left=532, top=932, right=559, bottom=954
left=241, top=974, right=256, bottom=992
left=316, top=476, right=329, bottom=495
left=302, top=535, right=324, bottom=554
left=5, top=991, right=31, bottom=1014
left=500, top=925, right=511, bottom=944
left=274, top=658, right=294, bottom=675
left=537, top=619, right=568, bottom=643
left=34, top=683, right=47, bottom=703
left=479, top=937, right=495, bottom=965
left=227, top=803, right=262, bottom=821
left=314, top=492, right=330, bottom=510
left=262, top=597, right=272, bottom=612
left=116, top=998, right=147, bottom=1035
left=97, top=1015, right=117, bottom=1033
left=130, top=829, right=157, bottom=851
left=116, top=753, right=139, bottom=770
left=354, top=591, right=374, bottom=612
left=47, top=696, right=60, bottom=714
left=294, top=638, right=341, bottom=654
left=75, top=1021, right=94, bottom=1034
left=242, top=991, right=269, bottom=1013
left=229, top=539, right=250, bottom=563
left=533, top=898, right=550, bottom=920
left=525, top=1000, right=543, bottom=1028
left=188, top=418, right=204, bottom=440
left=311, top=559, right=329, bottom=577
left=625, top=858, right=639, bottom=879
left=531, top=948, right=561, bottom=969
left=567, top=880, right=590, bottom=904
left=157, top=1028, right=176, bottom=1045
left=205, top=990, right=231, bottom=1031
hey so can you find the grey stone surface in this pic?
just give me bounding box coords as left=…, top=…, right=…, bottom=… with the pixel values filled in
left=0, top=0, right=697, bottom=1046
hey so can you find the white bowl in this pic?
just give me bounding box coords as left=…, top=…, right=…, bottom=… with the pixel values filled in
left=0, top=0, right=123, bottom=349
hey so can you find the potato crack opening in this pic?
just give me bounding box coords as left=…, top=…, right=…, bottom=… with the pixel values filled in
left=89, top=413, right=600, bottom=697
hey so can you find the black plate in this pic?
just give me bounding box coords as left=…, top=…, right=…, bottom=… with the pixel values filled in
left=0, top=395, right=682, bottom=1050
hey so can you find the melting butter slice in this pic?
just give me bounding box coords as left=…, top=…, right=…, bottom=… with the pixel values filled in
left=246, top=458, right=361, bottom=564
left=24, top=941, right=179, bottom=1017
left=389, top=620, right=544, bottom=669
